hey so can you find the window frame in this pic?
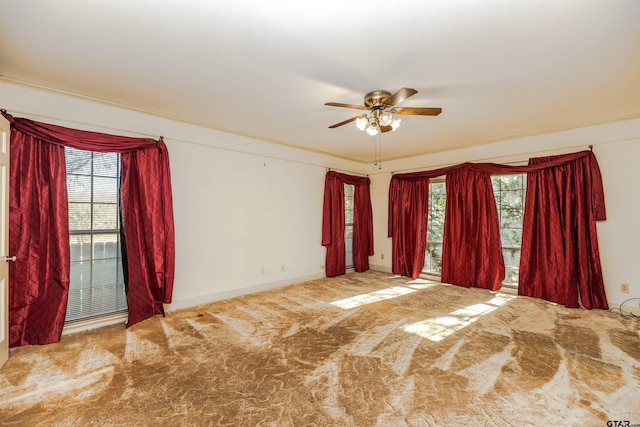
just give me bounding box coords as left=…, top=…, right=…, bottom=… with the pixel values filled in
left=422, top=173, right=527, bottom=287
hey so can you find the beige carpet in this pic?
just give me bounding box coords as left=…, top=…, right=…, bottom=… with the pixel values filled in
left=1, top=271, right=639, bottom=426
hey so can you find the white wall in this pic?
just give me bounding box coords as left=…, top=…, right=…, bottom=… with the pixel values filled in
left=0, top=80, right=367, bottom=311
left=366, top=117, right=640, bottom=313
left=2, top=79, right=638, bottom=317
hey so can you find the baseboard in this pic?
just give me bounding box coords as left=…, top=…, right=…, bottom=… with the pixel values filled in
left=369, top=264, right=392, bottom=273
left=165, top=272, right=327, bottom=312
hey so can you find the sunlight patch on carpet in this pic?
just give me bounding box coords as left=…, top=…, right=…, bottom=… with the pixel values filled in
left=403, top=294, right=516, bottom=342
left=331, top=285, right=416, bottom=309
left=331, top=279, right=438, bottom=310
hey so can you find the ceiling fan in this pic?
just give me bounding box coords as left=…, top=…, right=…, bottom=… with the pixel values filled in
left=325, top=88, right=442, bottom=136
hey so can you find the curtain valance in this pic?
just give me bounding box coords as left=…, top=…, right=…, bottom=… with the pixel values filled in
left=5, top=114, right=161, bottom=152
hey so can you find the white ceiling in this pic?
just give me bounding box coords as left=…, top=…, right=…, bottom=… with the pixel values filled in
left=1, top=1, right=639, bottom=163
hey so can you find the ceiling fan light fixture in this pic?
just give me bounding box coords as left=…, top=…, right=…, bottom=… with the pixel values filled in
left=379, top=110, right=393, bottom=126
left=390, top=118, right=401, bottom=131
left=365, top=121, right=379, bottom=136
left=366, top=127, right=379, bottom=136
left=355, top=116, right=368, bottom=131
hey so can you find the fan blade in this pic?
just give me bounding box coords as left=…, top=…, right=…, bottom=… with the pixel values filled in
left=325, top=102, right=368, bottom=110
left=380, top=125, right=393, bottom=133
left=328, top=115, right=359, bottom=129
left=383, top=88, right=418, bottom=107
left=394, top=107, right=442, bottom=116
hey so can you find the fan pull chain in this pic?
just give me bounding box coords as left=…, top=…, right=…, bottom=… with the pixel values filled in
left=373, top=134, right=382, bottom=170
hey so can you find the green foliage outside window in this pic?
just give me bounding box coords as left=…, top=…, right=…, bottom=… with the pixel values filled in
left=424, top=181, right=446, bottom=274
left=491, top=175, right=526, bottom=286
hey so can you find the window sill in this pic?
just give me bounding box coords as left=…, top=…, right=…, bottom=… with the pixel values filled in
left=62, top=311, right=128, bottom=336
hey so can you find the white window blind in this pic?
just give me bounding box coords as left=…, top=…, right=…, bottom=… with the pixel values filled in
left=65, top=147, right=127, bottom=322
left=344, top=184, right=354, bottom=268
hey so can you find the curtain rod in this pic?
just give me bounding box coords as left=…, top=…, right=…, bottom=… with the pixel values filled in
left=380, top=144, right=598, bottom=176
left=327, top=167, right=368, bottom=177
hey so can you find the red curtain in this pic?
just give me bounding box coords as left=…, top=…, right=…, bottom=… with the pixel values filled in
left=322, top=171, right=373, bottom=277
left=519, top=153, right=608, bottom=309
left=4, top=113, right=175, bottom=346
left=121, top=146, right=176, bottom=326
left=322, top=173, right=345, bottom=276
left=353, top=182, right=374, bottom=272
left=440, top=166, right=505, bottom=291
left=387, top=179, right=430, bottom=279
left=8, top=133, right=70, bottom=347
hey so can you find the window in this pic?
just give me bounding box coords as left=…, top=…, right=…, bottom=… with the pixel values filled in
left=491, top=174, right=526, bottom=287
left=424, top=179, right=446, bottom=275
left=65, top=147, right=126, bottom=322
left=423, top=175, right=526, bottom=285
left=344, top=184, right=354, bottom=268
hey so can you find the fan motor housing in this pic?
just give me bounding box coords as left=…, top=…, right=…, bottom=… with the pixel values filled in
left=364, top=90, right=392, bottom=109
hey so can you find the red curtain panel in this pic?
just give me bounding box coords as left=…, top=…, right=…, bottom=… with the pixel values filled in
left=518, top=153, right=608, bottom=309
left=388, top=179, right=430, bottom=279
left=8, top=132, right=70, bottom=346
left=121, top=147, right=176, bottom=326
left=322, top=172, right=346, bottom=276
left=440, top=166, right=505, bottom=291
left=4, top=113, right=175, bottom=346
left=352, top=182, right=374, bottom=272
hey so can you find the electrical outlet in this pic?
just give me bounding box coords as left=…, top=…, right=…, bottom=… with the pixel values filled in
left=620, top=282, right=630, bottom=293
